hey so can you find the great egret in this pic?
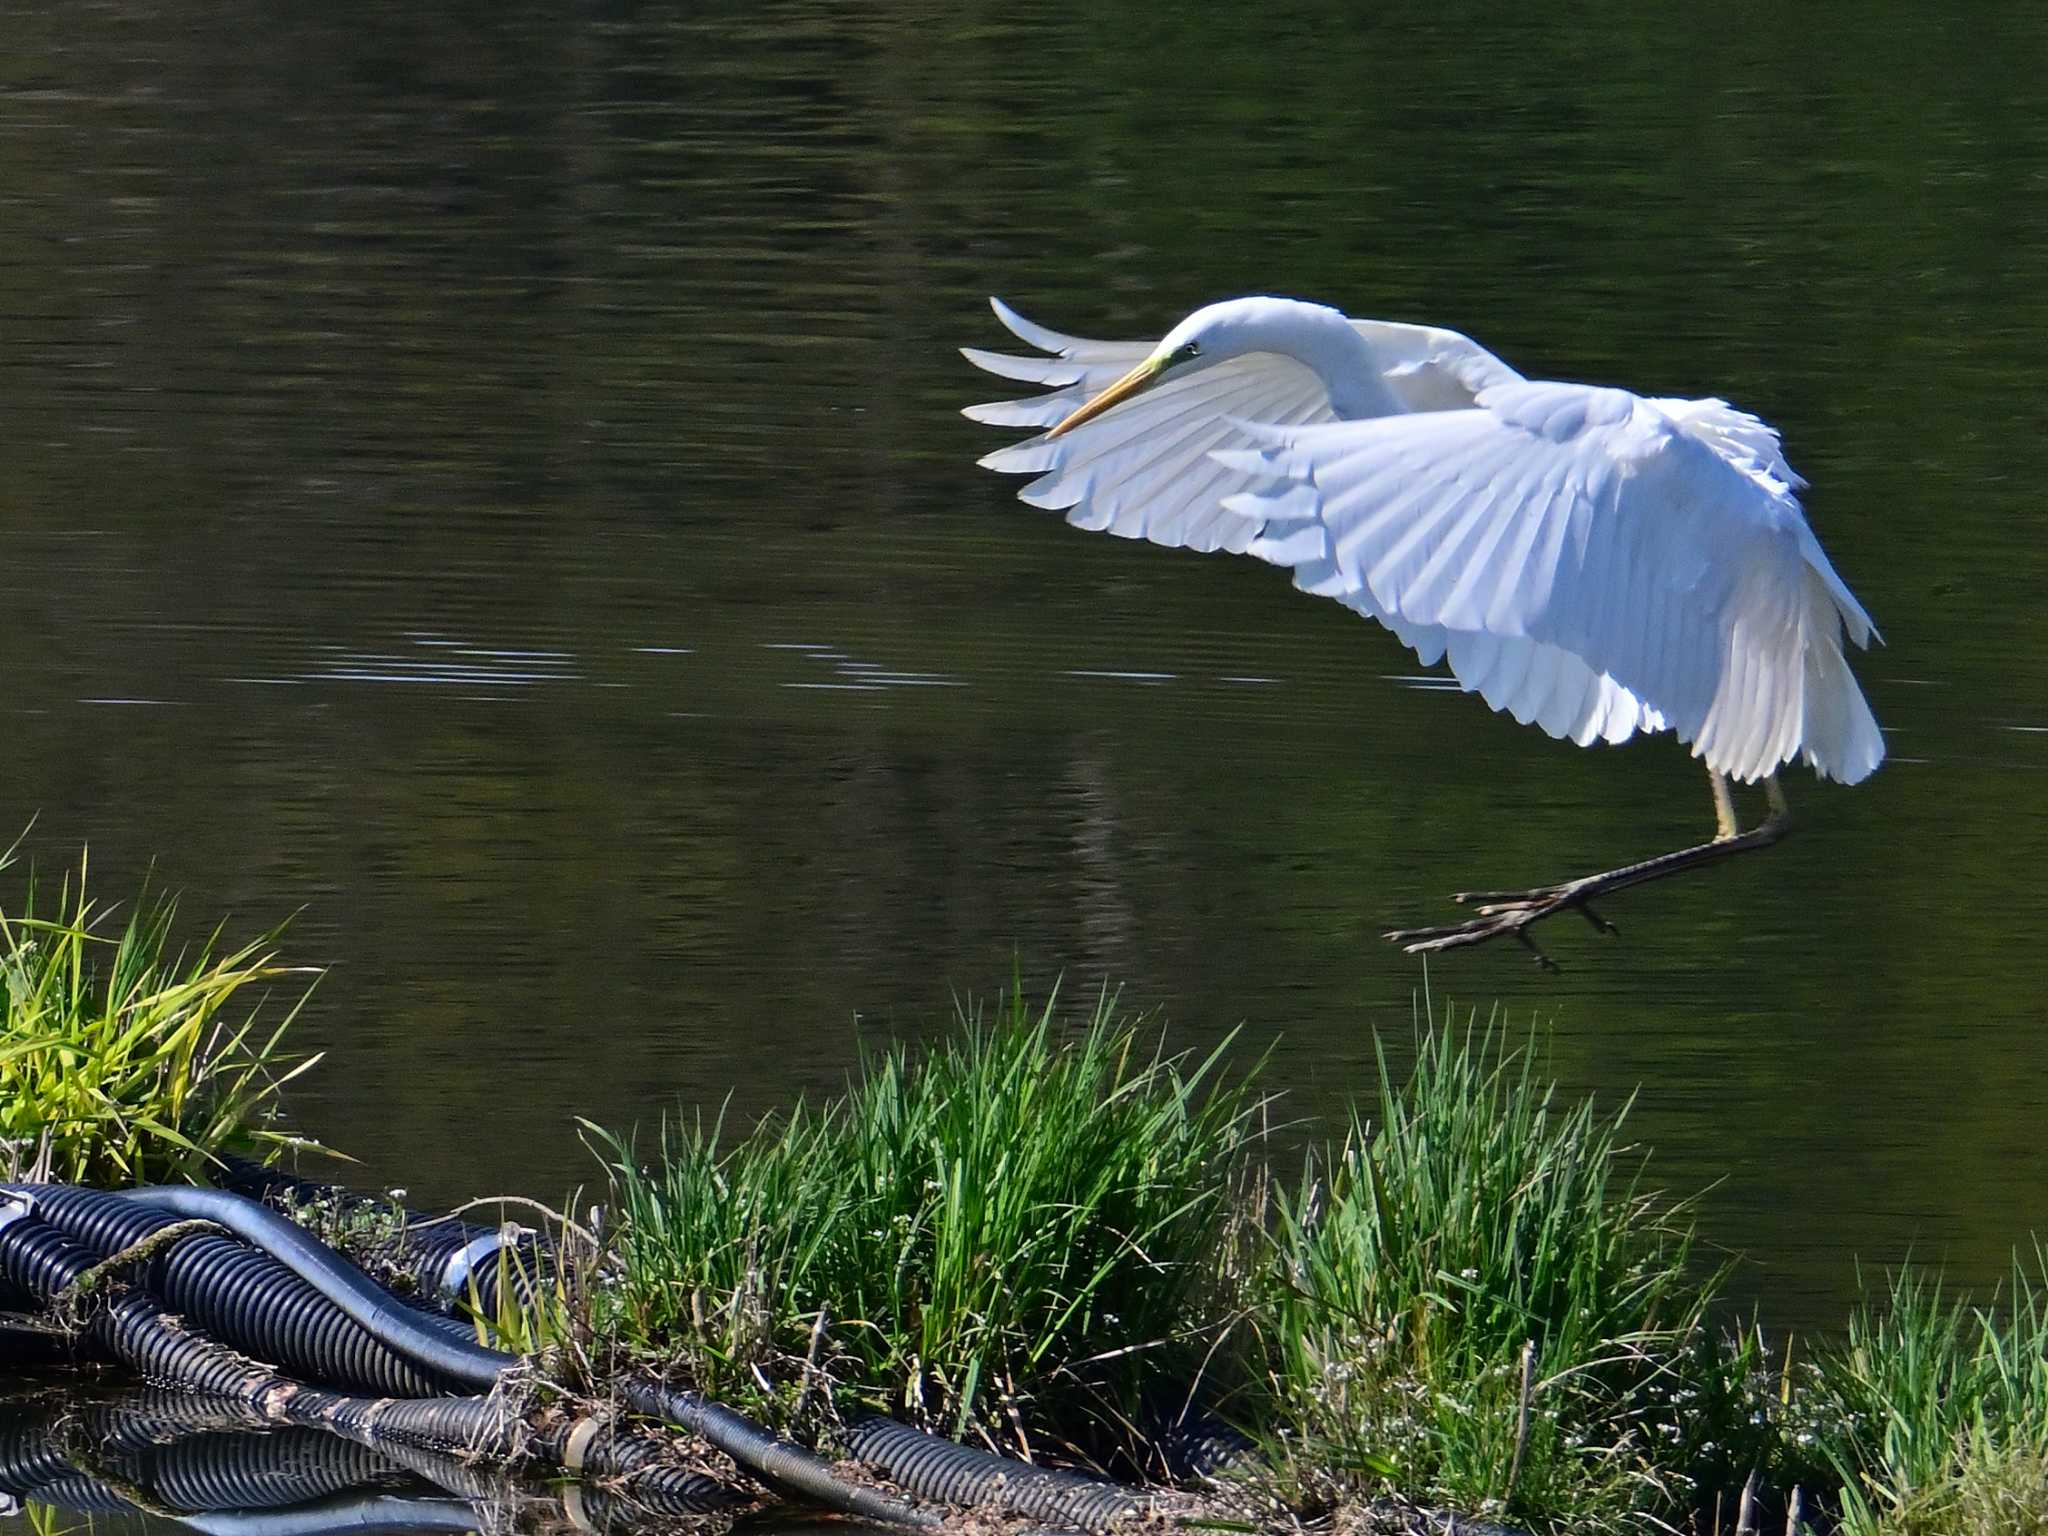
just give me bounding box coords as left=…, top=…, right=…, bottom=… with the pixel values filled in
left=963, top=296, right=1883, bottom=965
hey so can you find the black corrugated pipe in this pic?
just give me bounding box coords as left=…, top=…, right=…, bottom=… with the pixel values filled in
left=617, top=1380, right=941, bottom=1530
left=9, top=1185, right=463, bottom=1398
left=842, top=1414, right=1148, bottom=1531
left=2, top=1196, right=921, bottom=1531
left=78, top=1186, right=519, bottom=1392
left=0, top=1200, right=106, bottom=1314
left=0, top=1249, right=58, bottom=1365
left=0, top=1205, right=915, bottom=1528
left=8, top=1189, right=1142, bottom=1532
left=346, top=1219, right=535, bottom=1322
left=90, top=1301, right=768, bottom=1519
left=209, top=1155, right=538, bottom=1319
left=33, top=1189, right=945, bottom=1530
left=0, top=1201, right=503, bottom=1451
left=260, top=1414, right=519, bottom=1507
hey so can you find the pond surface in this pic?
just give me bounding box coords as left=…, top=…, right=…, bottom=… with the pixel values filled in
left=4, top=6, right=2048, bottom=1463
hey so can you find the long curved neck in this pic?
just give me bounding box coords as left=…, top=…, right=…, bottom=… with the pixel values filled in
left=1251, top=300, right=1402, bottom=420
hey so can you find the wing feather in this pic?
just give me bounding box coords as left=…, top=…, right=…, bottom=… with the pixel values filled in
left=970, top=331, right=1331, bottom=551
left=1090, top=365, right=1321, bottom=548
left=966, top=299, right=1521, bottom=560
left=958, top=347, right=1087, bottom=389
left=987, top=296, right=1149, bottom=363
left=1493, top=630, right=1538, bottom=720
left=1225, top=384, right=1883, bottom=782
left=1528, top=650, right=1577, bottom=735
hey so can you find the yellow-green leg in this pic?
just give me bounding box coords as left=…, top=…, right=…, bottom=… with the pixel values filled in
left=1711, top=768, right=1739, bottom=841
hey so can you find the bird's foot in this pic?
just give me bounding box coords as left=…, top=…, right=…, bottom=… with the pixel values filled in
left=1383, top=877, right=1620, bottom=971
left=1384, top=778, right=1794, bottom=969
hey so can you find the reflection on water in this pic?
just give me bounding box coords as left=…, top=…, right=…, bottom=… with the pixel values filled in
left=300, top=639, right=585, bottom=691
left=4, top=10, right=2048, bottom=1484
left=0, top=1382, right=752, bottom=1536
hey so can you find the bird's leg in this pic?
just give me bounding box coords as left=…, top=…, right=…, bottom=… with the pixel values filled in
left=1710, top=767, right=1740, bottom=842
left=1383, top=769, right=1794, bottom=969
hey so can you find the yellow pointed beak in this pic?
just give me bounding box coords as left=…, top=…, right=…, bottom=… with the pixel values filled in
left=1047, top=354, right=1168, bottom=439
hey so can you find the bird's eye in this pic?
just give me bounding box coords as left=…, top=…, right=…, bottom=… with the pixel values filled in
left=1179, top=341, right=1202, bottom=361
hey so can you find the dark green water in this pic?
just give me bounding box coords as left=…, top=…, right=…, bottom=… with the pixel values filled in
left=4, top=1, right=2047, bottom=1416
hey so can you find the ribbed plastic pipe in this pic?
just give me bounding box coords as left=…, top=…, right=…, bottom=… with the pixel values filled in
left=104, top=1187, right=517, bottom=1391
left=842, top=1414, right=1147, bottom=1531
left=15, top=1185, right=457, bottom=1397
left=618, top=1380, right=941, bottom=1529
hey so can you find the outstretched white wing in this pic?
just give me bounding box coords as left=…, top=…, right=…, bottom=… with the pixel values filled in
left=1216, top=381, right=1883, bottom=783
left=963, top=298, right=1521, bottom=555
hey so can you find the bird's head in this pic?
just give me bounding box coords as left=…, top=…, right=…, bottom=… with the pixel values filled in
left=1047, top=297, right=1325, bottom=439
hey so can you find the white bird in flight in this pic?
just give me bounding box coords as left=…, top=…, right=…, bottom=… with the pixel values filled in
left=963, top=295, right=1883, bottom=965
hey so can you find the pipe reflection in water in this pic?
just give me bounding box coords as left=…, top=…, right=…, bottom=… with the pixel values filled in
left=0, top=1385, right=754, bottom=1536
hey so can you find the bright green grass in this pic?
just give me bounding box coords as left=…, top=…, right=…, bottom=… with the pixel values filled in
left=0, top=843, right=323, bottom=1185
left=591, top=985, right=1264, bottom=1455
left=602, top=1000, right=2048, bottom=1531
left=584, top=997, right=1822, bottom=1527
left=1253, top=1019, right=1767, bottom=1534
left=1805, top=1251, right=2048, bottom=1535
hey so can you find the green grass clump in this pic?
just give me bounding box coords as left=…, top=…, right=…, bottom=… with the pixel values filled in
left=591, top=986, right=1261, bottom=1455
left=1804, top=1251, right=2048, bottom=1535
left=1255, top=1020, right=1742, bottom=1534
left=0, top=846, right=323, bottom=1186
